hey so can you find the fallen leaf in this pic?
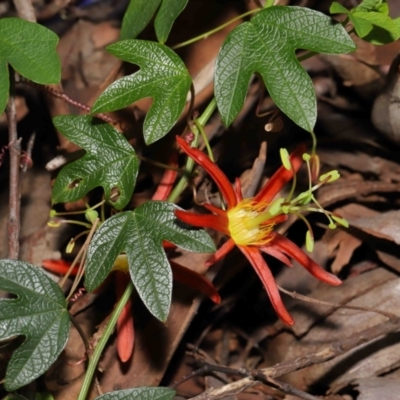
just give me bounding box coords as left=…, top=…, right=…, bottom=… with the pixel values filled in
left=322, top=229, right=362, bottom=274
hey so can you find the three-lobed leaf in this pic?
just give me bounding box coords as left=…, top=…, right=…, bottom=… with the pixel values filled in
left=91, top=40, right=192, bottom=144
left=0, top=18, right=60, bottom=113
left=0, top=260, right=70, bottom=391
left=85, top=201, right=215, bottom=321
left=52, top=115, right=139, bottom=210
left=95, top=387, right=175, bottom=400
left=154, top=0, right=188, bottom=43
left=120, top=0, right=187, bottom=43
left=214, top=6, right=356, bottom=132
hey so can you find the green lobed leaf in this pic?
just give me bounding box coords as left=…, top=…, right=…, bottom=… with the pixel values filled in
left=350, top=11, right=400, bottom=44
left=214, top=6, right=356, bottom=132
left=0, top=18, right=60, bottom=114
left=0, top=260, right=70, bottom=391
left=0, top=60, right=9, bottom=114
left=154, top=0, right=188, bottom=43
left=120, top=0, right=161, bottom=40
left=329, top=2, right=349, bottom=14
left=91, top=40, right=191, bottom=144
left=94, top=387, right=175, bottom=400
left=0, top=18, right=60, bottom=84
left=356, top=0, right=387, bottom=13
left=52, top=115, right=139, bottom=210
left=85, top=201, right=215, bottom=321
left=349, top=14, right=374, bottom=37
left=120, top=0, right=187, bottom=43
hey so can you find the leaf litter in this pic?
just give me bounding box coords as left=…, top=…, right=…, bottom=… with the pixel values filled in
left=2, top=0, right=400, bottom=399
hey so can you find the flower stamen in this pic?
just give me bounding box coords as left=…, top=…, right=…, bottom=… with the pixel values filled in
left=227, top=199, right=275, bottom=246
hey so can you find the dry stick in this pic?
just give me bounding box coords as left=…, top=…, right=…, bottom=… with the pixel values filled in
left=175, top=361, right=319, bottom=400
left=278, top=286, right=398, bottom=321
left=7, top=68, right=21, bottom=260
left=255, top=375, right=320, bottom=400
left=8, top=0, right=36, bottom=259
left=188, top=317, right=400, bottom=399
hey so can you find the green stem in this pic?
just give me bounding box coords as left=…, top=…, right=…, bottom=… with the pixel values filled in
left=77, top=282, right=134, bottom=400
left=195, top=120, right=214, bottom=162
left=172, top=10, right=260, bottom=50
left=197, top=98, right=217, bottom=126
left=167, top=99, right=217, bottom=203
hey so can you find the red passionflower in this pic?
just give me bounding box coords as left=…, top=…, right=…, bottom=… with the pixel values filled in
left=175, top=136, right=341, bottom=326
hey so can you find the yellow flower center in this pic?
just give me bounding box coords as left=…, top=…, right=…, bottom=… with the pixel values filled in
left=227, top=199, right=275, bottom=246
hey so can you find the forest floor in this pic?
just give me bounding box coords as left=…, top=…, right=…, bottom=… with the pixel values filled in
left=2, top=0, right=400, bottom=399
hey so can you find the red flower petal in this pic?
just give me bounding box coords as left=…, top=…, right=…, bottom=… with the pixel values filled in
left=175, top=209, right=230, bottom=236
left=176, top=136, right=237, bottom=208
left=151, top=152, right=178, bottom=201
left=238, top=245, right=294, bottom=326
left=260, top=245, right=292, bottom=267
left=205, top=238, right=235, bottom=268
left=234, top=178, right=243, bottom=202
left=255, top=145, right=306, bottom=204
left=271, top=233, right=342, bottom=286
left=171, top=261, right=220, bottom=304
left=42, top=259, right=80, bottom=276
left=202, top=202, right=227, bottom=217
left=115, top=271, right=135, bottom=363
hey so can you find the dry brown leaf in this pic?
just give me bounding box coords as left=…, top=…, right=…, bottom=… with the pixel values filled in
left=321, top=53, right=384, bottom=100
left=354, top=377, right=400, bottom=400
left=265, top=268, right=400, bottom=391
left=321, top=229, right=362, bottom=274
left=376, top=250, right=400, bottom=274
left=337, top=204, right=400, bottom=244
left=372, top=53, right=400, bottom=143
left=318, top=180, right=400, bottom=208
left=318, top=150, right=400, bottom=183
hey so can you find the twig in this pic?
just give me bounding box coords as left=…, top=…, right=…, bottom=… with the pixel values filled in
left=7, top=68, right=21, bottom=260
left=254, top=374, right=320, bottom=400
left=188, top=317, right=400, bottom=399
left=278, top=286, right=398, bottom=321
left=175, top=360, right=319, bottom=400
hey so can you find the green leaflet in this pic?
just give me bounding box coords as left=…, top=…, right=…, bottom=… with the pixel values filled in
left=214, top=6, right=355, bottom=132
left=94, top=387, right=175, bottom=400
left=0, top=260, right=70, bottom=391
left=91, top=40, right=192, bottom=144
left=330, top=0, right=400, bottom=44
left=52, top=115, right=139, bottom=210
left=85, top=201, right=215, bottom=321
left=120, top=0, right=188, bottom=43
left=0, top=18, right=60, bottom=113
